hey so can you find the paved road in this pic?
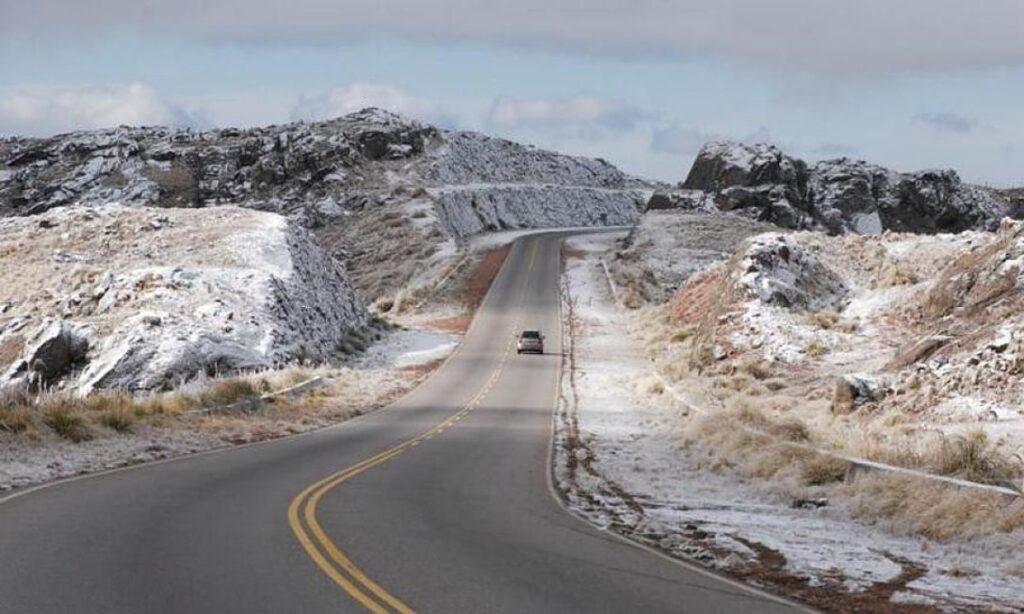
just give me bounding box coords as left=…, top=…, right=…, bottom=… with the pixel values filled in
left=0, top=232, right=803, bottom=613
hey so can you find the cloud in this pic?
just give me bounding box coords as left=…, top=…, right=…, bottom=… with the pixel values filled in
left=651, top=124, right=783, bottom=155
left=4, top=1, right=1024, bottom=75
left=917, top=112, right=978, bottom=134
left=290, top=83, right=453, bottom=126
left=488, top=96, right=647, bottom=139
left=650, top=124, right=718, bottom=154
left=0, top=83, right=200, bottom=137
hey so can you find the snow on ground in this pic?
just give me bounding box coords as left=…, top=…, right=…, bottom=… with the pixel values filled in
left=554, top=234, right=1024, bottom=611
left=353, top=328, right=458, bottom=369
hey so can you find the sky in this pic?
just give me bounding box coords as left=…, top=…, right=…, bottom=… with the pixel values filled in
left=1, top=1, right=1022, bottom=186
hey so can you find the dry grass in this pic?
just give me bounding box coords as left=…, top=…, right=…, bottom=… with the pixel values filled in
left=40, top=398, right=91, bottom=442
left=687, top=400, right=817, bottom=482
left=97, top=408, right=136, bottom=433
left=839, top=473, right=1024, bottom=540
left=937, top=430, right=1022, bottom=485
left=0, top=367, right=337, bottom=442
left=802, top=456, right=849, bottom=486
left=802, top=339, right=828, bottom=357
left=802, top=310, right=858, bottom=333
left=842, top=427, right=1023, bottom=486
left=875, top=260, right=919, bottom=288
left=0, top=404, right=32, bottom=434
left=197, top=378, right=260, bottom=408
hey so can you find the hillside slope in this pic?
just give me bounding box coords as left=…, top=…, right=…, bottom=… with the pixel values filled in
left=0, top=204, right=367, bottom=393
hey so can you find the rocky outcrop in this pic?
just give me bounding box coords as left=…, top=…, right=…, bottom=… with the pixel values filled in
left=681, top=141, right=1012, bottom=235
left=0, top=205, right=367, bottom=393
left=0, top=109, right=436, bottom=218
left=0, top=108, right=650, bottom=238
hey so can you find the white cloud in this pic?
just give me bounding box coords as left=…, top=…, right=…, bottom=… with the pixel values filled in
left=917, top=112, right=978, bottom=134
left=0, top=83, right=199, bottom=137
left=290, top=83, right=453, bottom=126
left=488, top=96, right=647, bottom=138
left=650, top=124, right=782, bottom=155
left=650, top=124, right=718, bottom=155
left=5, top=1, right=1024, bottom=75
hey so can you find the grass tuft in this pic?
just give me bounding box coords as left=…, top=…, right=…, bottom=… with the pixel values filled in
left=198, top=378, right=260, bottom=408
left=41, top=399, right=91, bottom=442
left=802, top=339, right=828, bottom=357
left=98, top=408, right=136, bottom=433
left=801, top=456, right=849, bottom=486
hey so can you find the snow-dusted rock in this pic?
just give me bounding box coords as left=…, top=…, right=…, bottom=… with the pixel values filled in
left=679, top=141, right=1012, bottom=235
left=1, top=319, right=89, bottom=390
left=737, top=234, right=848, bottom=311
left=0, top=205, right=367, bottom=393
left=429, top=184, right=643, bottom=240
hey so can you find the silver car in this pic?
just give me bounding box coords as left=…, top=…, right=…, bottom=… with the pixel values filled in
left=516, top=330, right=545, bottom=355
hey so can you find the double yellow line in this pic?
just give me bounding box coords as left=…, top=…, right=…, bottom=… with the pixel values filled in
left=286, top=365, right=502, bottom=613
left=287, top=242, right=539, bottom=612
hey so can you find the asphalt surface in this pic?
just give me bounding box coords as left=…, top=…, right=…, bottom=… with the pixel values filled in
left=0, top=231, right=803, bottom=613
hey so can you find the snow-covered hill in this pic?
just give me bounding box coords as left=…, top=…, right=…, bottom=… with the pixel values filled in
left=0, top=205, right=367, bottom=393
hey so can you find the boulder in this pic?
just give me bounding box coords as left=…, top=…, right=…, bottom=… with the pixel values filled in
left=830, top=375, right=881, bottom=414
left=2, top=320, right=89, bottom=390
left=683, top=141, right=808, bottom=195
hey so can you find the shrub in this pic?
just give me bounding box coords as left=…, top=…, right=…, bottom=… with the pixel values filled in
left=802, top=456, right=849, bottom=486
left=0, top=387, right=34, bottom=434
left=0, top=405, right=32, bottom=434
left=198, top=378, right=259, bottom=408
left=802, top=340, right=828, bottom=357
left=937, top=430, right=1022, bottom=485
left=770, top=417, right=811, bottom=443
left=98, top=409, right=135, bottom=433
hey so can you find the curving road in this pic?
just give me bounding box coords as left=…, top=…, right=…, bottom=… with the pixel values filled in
left=0, top=231, right=803, bottom=613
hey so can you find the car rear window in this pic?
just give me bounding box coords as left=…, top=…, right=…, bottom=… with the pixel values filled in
left=521, top=330, right=541, bottom=339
